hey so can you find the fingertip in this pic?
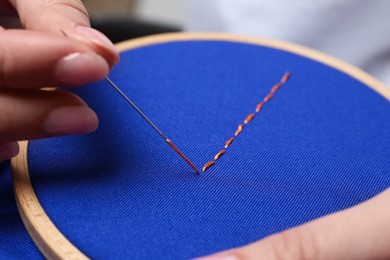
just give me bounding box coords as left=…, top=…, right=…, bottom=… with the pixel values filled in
left=44, top=106, right=99, bottom=136
left=63, top=26, right=119, bottom=68
left=55, top=52, right=110, bottom=86
left=0, top=142, right=20, bottom=161
left=75, top=26, right=117, bottom=56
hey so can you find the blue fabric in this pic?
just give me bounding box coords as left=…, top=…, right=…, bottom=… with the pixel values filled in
left=0, top=161, right=43, bottom=259
left=1, top=40, right=390, bottom=259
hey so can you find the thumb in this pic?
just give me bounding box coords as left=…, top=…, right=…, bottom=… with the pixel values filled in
left=9, top=0, right=119, bottom=66
left=197, top=188, right=390, bottom=260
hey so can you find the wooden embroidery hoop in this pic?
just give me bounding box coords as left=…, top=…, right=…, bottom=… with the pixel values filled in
left=11, top=32, right=390, bottom=259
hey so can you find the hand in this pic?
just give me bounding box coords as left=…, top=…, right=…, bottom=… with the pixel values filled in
left=0, top=0, right=119, bottom=161
left=197, top=188, right=390, bottom=260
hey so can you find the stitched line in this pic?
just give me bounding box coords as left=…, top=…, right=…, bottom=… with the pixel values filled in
left=202, top=161, right=215, bottom=172
left=224, top=137, right=235, bottom=149
left=214, top=150, right=226, bottom=160
left=201, top=71, right=291, bottom=172
left=244, top=113, right=256, bottom=124
left=234, top=124, right=245, bottom=137
left=256, top=101, right=264, bottom=113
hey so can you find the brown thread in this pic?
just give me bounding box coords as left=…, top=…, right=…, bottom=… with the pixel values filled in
left=234, top=124, right=245, bottom=136
left=214, top=150, right=226, bottom=160
left=202, top=71, right=291, bottom=173
left=244, top=113, right=256, bottom=124
left=263, top=92, right=274, bottom=102
left=167, top=139, right=200, bottom=175
left=256, top=101, right=265, bottom=113
left=224, top=137, right=235, bottom=149
left=271, top=82, right=282, bottom=93
left=281, top=71, right=291, bottom=84
left=202, top=161, right=215, bottom=172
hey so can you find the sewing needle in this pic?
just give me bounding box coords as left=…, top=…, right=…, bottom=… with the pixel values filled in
left=105, top=77, right=200, bottom=175
left=60, top=29, right=200, bottom=174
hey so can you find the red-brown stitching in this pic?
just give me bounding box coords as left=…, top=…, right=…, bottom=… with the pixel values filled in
left=224, top=137, right=235, bottom=149
left=263, top=92, right=274, bottom=102
left=214, top=150, right=226, bottom=160
left=256, top=101, right=265, bottom=113
left=201, top=71, right=291, bottom=173
left=281, top=71, right=291, bottom=84
left=234, top=124, right=245, bottom=136
left=202, top=161, right=215, bottom=172
left=271, top=82, right=283, bottom=93
left=244, top=113, right=256, bottom=124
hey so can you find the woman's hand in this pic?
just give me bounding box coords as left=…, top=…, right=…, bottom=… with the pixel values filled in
left=0, top=0, right=119, bottom=161
left=197, top=188, right=390, bottom=260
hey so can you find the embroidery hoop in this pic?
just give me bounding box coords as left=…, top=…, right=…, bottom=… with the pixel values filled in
left=11, top=32, right=390, bottom=259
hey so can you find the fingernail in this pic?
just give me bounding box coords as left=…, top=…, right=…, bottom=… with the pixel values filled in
left=44, top=106, right=98, bottom=135
left=55, top=52, right=109, bottom=85
left=0, top=142, right=20, bottom=161
left=75, top=26, right=117, bottom=55
left=193, top=255, right=238, bottom=260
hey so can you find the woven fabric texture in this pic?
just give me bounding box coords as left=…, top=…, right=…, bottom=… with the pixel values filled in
left=1, top=40, right=390, bottom=259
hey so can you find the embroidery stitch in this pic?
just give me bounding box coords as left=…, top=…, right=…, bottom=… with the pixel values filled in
left=202, top=71, right=291, bottom=173
left=244, top=113, right=256, bottom=124
left=271, top=82, right=283, bottom=93
left=281, top=71, right=291, bottom=83
left=255, top=101, right=265, bottom=113
left=202, top=161, right=215, bottom=172
left=214, top=150, right=226, bottom=160
left=224, top=137, right=235, bottom=149
left=263, top=92, right=274, bottom=102
left=234, top=124, right=245, bottom=136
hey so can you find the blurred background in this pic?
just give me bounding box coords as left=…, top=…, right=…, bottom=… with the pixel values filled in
left=84, top=0, right=184, bottom=43
left=83, top=0, right=390, bottom=86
